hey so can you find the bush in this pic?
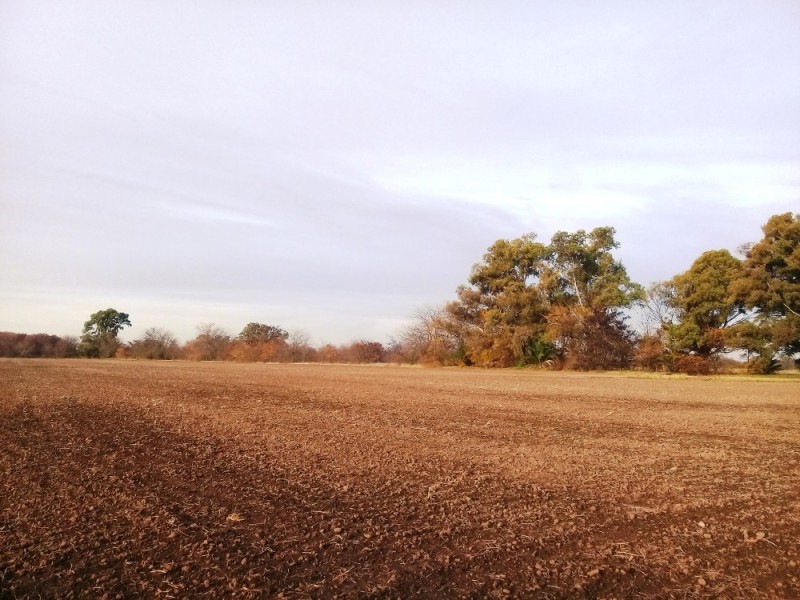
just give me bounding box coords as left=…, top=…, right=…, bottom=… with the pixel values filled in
left=345, top=340, right=386, bottom=363
left=128, top=328, right=181, bottom=360
left=634, top=335, right=669, bottom=371
left=673, top=355, right=712, bottom=375
left=551, top=309, right=636, bottom=371
left=183, top=324, right=231, bottom=361
left=747, top=355, right=782, bottom=375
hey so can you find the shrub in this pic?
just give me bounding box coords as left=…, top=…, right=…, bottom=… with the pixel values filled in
left=747, top=355, right=782, bottom=375
left=634, top=335, right=669, bottom=371
left=673, top=355, right=711, bottom=375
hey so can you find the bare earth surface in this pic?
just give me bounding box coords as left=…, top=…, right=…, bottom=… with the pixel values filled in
left=1, top=360, right=799, bottom=599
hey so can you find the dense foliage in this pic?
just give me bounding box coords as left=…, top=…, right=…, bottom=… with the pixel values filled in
left=728, top=212, right=800, bottom=371
left=435, top=227, right=643, bottom=368
left=659, top=212, right=799, bottom=373
left=664, top=250, right=745, bottom=357
left=79, top=308, right=132, bottom=358
left=399, top=214, right=798, bottom=373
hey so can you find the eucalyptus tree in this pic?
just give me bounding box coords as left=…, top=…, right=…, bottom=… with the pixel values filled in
left=448, top=227, right=642, bottom=368
left=665, top=249, right=745, bottom=357
left=544, top=227, right=643, bottom=369
left=447, top=233, right=552, bottom=366
left=729, top=212, right=800, bottom=371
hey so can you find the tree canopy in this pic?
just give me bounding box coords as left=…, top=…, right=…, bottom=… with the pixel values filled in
left=665, top=249, right=745, bottom=357
left=237, top=323, right=289, bottom=345
left=79, top=308, right=131, bottom=358
left=727, top=212, right=800, bottom=369
left=646, top=213, right=800, bottom=373
left=447, top=227, right=642, bottom=368
left=547, top=227, right=642, bottom=310
left=732, top=212, right=800, bottom=318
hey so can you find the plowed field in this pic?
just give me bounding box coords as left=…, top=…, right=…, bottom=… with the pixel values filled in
left=1, top=360, right=799, bottom=599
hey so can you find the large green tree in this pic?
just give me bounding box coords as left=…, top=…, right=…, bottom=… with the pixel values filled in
left=448, top=227, right=642, bottom=368
left=546, top=227, right=643, bottom=310
left=447, top=234, right=552, bottom=366
left=665, top=249, right=744, bottom=357
left=79, top=308, right=132, bottom=358
left=729, top=212, right=800, bottom=370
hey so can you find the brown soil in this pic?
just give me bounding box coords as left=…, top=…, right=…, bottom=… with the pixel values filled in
left=1, top=360, right=798, bottom=599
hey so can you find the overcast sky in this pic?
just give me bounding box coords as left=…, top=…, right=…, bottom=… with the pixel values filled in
left=1, top=1, right=799, bottom=344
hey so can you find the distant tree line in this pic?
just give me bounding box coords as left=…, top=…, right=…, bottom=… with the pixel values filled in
left=0, top=318, right=393, bottom=364
left=123, top=323, right=391, bottom=364
left=0, top=332, right=78, bottom=358
left=2, top=212, right=797, bottom=374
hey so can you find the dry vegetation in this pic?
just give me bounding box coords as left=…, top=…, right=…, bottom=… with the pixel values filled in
left=1, top=360, right=798, bottom=599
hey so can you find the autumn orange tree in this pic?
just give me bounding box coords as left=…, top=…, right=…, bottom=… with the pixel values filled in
left=230, top=322, right=289, bottom=362
left=183, top=324, right=231, bottom=361
left=343, top=340, right=386, bottom=363
left=397, top=305, right=465, bottom=365
left=128, top=328, right=180, bottom=360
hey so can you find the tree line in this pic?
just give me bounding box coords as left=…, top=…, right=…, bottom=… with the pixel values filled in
left=0, top=315, right=393, bottom=364
left=2, top=212, right=797, bottom=374
left=127, top=322, right=389, bottom=364
left=397, top=212, right=799, bottom=374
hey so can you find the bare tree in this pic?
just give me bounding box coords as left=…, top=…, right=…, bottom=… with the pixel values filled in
left=399, top=305, right=462, bottom=364
left=288, top=328, right=314, bottom=362
left=184, top=323, right=231, bottom=361
left=129, top=327, right=180, bottom=360
left=641, top=282, right=677, bottom=335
